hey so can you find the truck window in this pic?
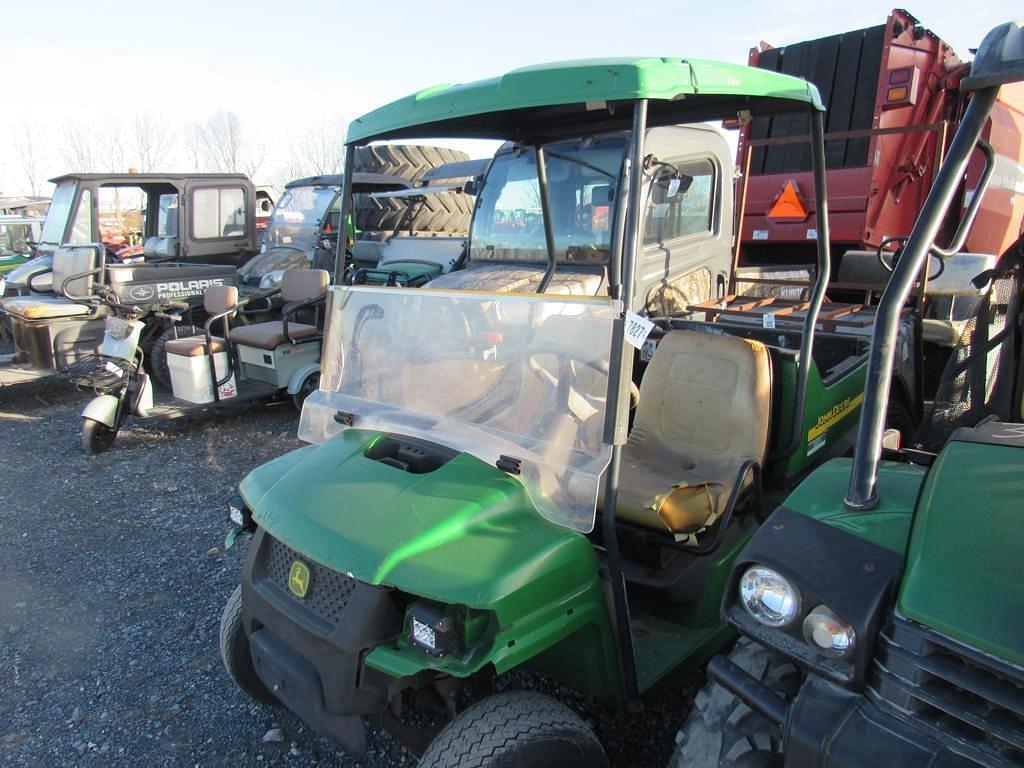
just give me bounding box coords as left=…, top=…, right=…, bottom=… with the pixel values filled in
left=193, top=187, right=247, bottom=239
left=158, top=194, right=179, bottom=238
left=69, top=189, right=93, bottom=245
left=643, top=158, right=715, bottom=246
left=97, top=186, right=146, bottom=251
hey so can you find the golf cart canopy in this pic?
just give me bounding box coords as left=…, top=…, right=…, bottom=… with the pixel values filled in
left=286, top=173, right=412, bottom=193
left=347, top=57, right=824, bottom=143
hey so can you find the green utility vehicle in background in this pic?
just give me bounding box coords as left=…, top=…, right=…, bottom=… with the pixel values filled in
left=218, top=57, right=908, bottom=765
left=673, top=21, right=1024, bottom=768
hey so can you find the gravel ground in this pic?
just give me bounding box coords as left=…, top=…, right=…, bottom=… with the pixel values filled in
left=0, top=376, right=700, bottom=767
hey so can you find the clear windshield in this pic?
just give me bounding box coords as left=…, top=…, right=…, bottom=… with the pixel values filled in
left=264, top=185, right=338, bottom=255
left=470, top=135, right=627, bottom=267
left=39, top=181, right=77, bottom=244
left=299, top=286, right=620, bottom=533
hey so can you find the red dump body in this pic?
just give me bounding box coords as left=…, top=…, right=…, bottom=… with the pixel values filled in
left=737, top=9, right=1024, bottom=263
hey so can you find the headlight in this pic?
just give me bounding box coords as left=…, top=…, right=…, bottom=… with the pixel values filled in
left=259, top=269, right=286, bottom=289
left=227, top=494, right=253, bottom=530
left=802, top=605, right=856, bottom=657
left=408, top=603, right=457, bottom=656
left=739, top=565, right=800, bottom=627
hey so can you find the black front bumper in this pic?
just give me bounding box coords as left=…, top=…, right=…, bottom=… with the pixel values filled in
left=711, top=636, right=1021, bottom=768
left=241, top=529, right=403, bottom=754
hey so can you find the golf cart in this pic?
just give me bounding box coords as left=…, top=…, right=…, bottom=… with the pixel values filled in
left=0, top=173, right=258, bottom=387
left=77, top=268, right=330, bottom=453
left=218, top=57, right=898, bottom=765
left=0, top=213, right=43, bottom=294
left=671, top=21, right=1024, bottom=768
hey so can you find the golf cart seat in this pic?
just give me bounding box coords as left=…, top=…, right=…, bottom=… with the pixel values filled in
left=0, top=245, right=101, bottom=320
left=163, top=285, right=239, bottom=357
left=611, top=330, right=771, bottom=535
left=228, top=269, right=328, bottom=351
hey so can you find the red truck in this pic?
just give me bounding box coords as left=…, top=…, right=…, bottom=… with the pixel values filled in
left=737, top=8, right=1024, bottom=262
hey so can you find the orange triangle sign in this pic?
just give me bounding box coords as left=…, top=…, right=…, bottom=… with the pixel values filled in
left=767, top=181, right=807, bottom=220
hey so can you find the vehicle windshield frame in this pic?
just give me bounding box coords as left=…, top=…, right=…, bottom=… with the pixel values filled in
left=39, top=180, right=78, bottom=245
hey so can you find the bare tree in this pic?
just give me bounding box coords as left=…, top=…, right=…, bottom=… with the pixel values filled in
left=98, top=122, right=126, bottom=173
left=133, top=114, right=174, bottom=172
left=188, top=111, right=265, bottom=179
left=292, top=119, right=345, bottom=176
left=184, top=124, right=203, bottom=172
left=61, top=121, right=99, bottom=172
left=15, top=125, right=45, bottom=195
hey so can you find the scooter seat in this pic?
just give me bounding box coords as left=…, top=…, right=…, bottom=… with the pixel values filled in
left=229, top=322, right=318, bottom=350
left=0, top=294, right=94, bottom=320
left=164, top=335, right=227, bottom=357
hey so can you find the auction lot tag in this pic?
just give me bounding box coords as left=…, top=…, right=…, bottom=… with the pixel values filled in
left=624, top=311, right=655, bottom=350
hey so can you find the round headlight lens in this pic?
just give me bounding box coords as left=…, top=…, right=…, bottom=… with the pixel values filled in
left=739, top=566, right=800, bottom=627
left=802, top=605, right=856, bottom=657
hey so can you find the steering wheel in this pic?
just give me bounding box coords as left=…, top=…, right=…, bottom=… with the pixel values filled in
left=876, top=236, right=945, bottom=281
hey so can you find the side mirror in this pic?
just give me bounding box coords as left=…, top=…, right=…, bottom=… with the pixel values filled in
left=650, top=169, right=693, bottom=206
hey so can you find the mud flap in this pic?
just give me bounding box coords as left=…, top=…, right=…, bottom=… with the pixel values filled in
left=82, top=394, right=120, bottom=429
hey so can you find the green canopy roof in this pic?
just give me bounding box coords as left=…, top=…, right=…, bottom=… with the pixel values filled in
left=347, top=57, right=823, bottom=144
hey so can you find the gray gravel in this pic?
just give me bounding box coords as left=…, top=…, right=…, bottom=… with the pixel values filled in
left=0, top=377, right=698, bottom=767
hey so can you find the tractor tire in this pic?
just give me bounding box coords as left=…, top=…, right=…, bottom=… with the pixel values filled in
left=353, top=144, right=469, bottom=181
left=669, top=638, right=801, bottom=768
left=885, top=394, right=917, bottom=445
left=219, top=585, right=276, bottom=705
left=417, top=691, right=607, bottom=768
left=354, top=190, right=474, bottom=234
left=149, top=324, right=200, bottom=390
left=82, top=417, right=118, bottom=455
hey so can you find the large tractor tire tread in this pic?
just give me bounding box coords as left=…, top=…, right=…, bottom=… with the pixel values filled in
left=354, top=190, right=474, bottom=234
left=417, top=691, right=607, bottom=768
left=353, top=144, right=469, bottom=181
left=669, top=638, right=801, bottom=768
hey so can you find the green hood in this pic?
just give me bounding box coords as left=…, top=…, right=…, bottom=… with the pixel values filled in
left=240, top=429, right=598, bottom=624
left=898, top=435, right=1024, bottom=667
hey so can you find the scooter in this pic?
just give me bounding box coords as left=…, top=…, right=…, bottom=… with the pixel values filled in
left=79, top=269, right=329, bottom=454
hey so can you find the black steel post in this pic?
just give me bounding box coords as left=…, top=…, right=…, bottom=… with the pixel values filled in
left=600, top=99, right=648, bottom=702
left=535, top=145, right=558, bottom=293
left=846, top=86, right=1000, bottom=509
left=333, top=144, right=358, bottom=286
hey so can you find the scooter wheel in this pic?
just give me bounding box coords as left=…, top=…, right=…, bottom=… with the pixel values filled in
left=82, top=418, right=118, bottom=455
left=292, top=372, right=320, bottom=411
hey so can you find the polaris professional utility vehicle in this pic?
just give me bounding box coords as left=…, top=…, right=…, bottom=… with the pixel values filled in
left=219, top=57, right=906, bottom=765
left=672, top=21, right=1024, bottom=768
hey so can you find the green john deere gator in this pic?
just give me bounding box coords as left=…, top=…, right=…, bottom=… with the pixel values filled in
left=218, top=56, right=908, bottom=765
left=672, top=20, right=1024, bottom=768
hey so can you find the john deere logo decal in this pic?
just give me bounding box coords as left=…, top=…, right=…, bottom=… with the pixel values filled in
left=288, top=561, right=311, bottom=598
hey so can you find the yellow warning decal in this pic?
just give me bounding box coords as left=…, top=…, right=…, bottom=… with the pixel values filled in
left=807, top=393, right=864, bottom=442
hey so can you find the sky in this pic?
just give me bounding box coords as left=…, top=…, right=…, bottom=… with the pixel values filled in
left=1, top=0, right=1018, bottom=197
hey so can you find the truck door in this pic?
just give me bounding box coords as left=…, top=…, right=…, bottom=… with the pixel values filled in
left=637, top=126, right=733, bottom=315
left=182, top=179, right=257, bottom=266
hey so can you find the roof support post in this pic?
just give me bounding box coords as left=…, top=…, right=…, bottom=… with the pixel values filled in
left=333, top=143, right=358, bottom=286
left=534, top=145, right=558, bottom=293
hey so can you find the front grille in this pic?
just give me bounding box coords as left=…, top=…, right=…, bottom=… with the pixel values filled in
left=263, top=536, right=357, bottom=627
left=868, top=615, right=1024, bottom=767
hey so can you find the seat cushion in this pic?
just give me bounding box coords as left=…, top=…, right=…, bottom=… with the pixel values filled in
left=164, top=335, right=226, bottom=357
left=610, top=330, right=771, bottom=535
left=0, top=294, right=92, bottom=319
left=229, top=322, right=318, bottom=350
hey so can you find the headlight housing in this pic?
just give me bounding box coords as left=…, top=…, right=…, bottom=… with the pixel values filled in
left=802, top=605, right=856, bottom=657
left=407, top=603, right=458, bottom=656
left=739, top=565, right=801, bottom=627
left=259, top=269, right=286, bottom=289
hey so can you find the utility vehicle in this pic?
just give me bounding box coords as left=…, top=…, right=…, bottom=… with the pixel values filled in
left=672, top=20, right=1024, bottom=768
left=218, top=57, right=900, bottom=765
left=0, top=173, right=258, bottom=387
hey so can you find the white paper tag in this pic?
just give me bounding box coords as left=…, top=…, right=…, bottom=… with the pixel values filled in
left=624, top=311, right=655, bottom=350
left=666, top=178, right=681, bottom=198
left=752, top=229, right=769, bottom=240
left=104, top=361, right=124, bottom=377
left=762, top=312, right=776, bottom=329
left=218, top=375, right=238, bottom=400
left=805, top=228, right=818, bottom=240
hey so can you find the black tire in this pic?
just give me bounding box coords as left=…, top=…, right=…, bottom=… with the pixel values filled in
left=219, top=585, right=276, bottom=705
left=354, top=190, right=474, bottom=234
left=353, top=145, right=469, bottom=181
left=292, top=371, right=319, bottom=411
left=149, top=324, right=200, bottom=390
left=82, top=417, right=118, bottom=455
left=670, top=639, right=801, bottom=768
left=885, top=394, right=917, bottom=444
left=417, top=691, right=607, bottom=768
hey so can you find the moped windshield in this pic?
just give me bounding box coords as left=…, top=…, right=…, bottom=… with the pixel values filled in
left=299, top=285, right=620, bottom=533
